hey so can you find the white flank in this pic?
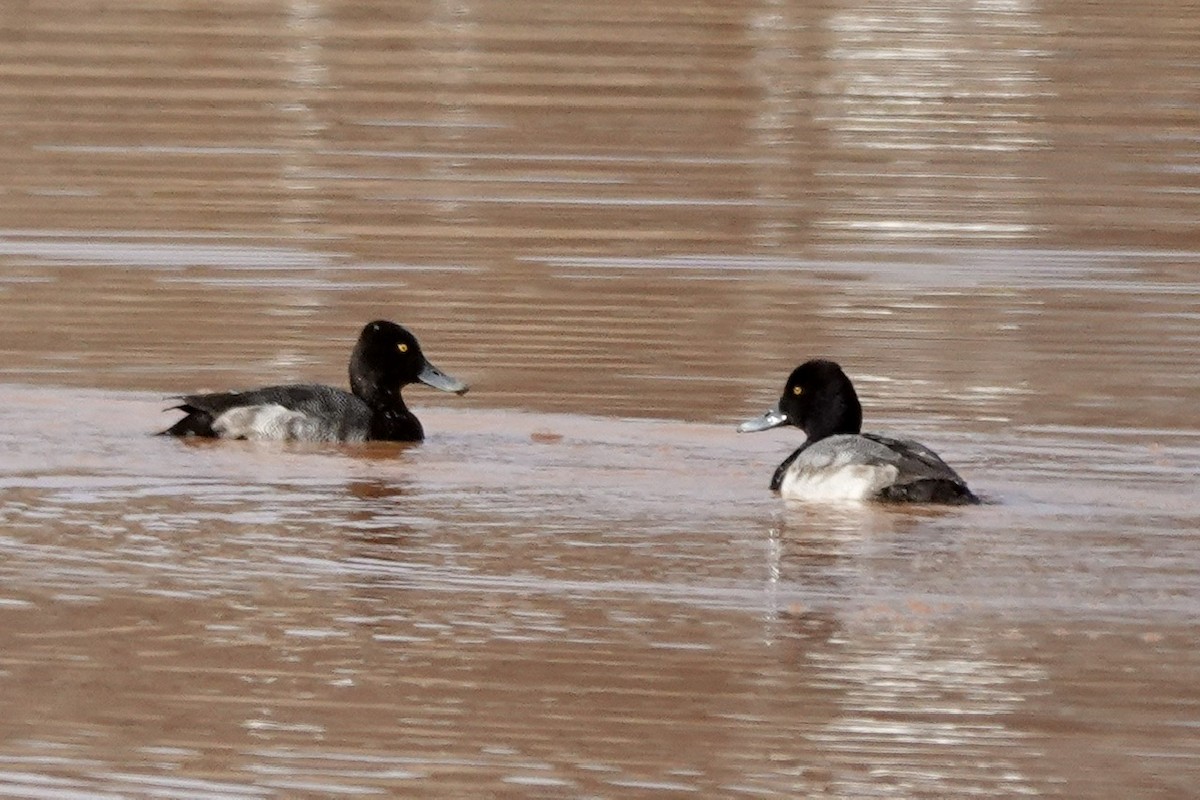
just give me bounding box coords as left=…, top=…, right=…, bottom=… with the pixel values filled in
left=779, top=463, right=899, bottom=502
left=212, top=404, right=315, bottom=441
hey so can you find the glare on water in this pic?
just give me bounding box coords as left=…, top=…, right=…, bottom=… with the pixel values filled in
left=0, top=1, right=1198, bottom=797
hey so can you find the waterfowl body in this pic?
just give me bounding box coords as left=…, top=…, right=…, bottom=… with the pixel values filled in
left=162, top=320, right=467, bottom=442
left=738, top=360, right=977, bottom=504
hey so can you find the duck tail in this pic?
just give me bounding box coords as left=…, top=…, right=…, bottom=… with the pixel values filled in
left=880, top=480, right=980, bottom=505
left=159, top=406, right=216, bottom=437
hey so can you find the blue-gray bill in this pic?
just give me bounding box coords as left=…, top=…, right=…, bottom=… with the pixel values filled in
left=737, top=406, right=789, bottom=433
left=418, top=361, right=469, bottom=395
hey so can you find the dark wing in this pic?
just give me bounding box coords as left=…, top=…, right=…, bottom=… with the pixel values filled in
left=161, top=384, right=368, bottom=440
left=861, top=432, right=978, bottom=504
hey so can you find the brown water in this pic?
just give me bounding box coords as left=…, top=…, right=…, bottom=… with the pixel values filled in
left=1, top=1, right=1199, bottom=797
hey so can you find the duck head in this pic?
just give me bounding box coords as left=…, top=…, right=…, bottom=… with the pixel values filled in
left=737, top=359, right=862, bottom=443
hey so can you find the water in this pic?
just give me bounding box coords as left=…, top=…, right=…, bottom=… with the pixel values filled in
left=1, top=1, right=1199, bottom=798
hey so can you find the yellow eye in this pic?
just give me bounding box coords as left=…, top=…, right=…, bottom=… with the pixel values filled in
left=397, top=343, right=409, bottom=353
left=792, top=386, right=803, bottom=396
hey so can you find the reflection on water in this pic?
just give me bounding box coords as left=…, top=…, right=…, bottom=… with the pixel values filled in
left=1, top=234, right=1196, bottom=434
left=2, top=0, right=1198, bottom=249
left=0, top=386, right=1198, bottom=796
left=1, top=0, right=1199, bottom=796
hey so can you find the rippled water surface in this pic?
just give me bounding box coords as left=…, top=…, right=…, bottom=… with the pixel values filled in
left=1, top=1, right=1199, bottom=798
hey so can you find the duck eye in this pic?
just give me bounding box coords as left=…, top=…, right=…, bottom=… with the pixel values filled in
left=397, top=343, right=409, bottom=353
left=792, top=386, right=803, bottom=396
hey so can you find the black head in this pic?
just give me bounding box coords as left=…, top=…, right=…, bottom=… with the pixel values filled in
left=349, top=320, right=468, bottom=408
left=738, top=359, right=863, bottom=442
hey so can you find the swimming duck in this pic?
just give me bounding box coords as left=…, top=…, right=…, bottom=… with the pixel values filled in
left=738, top=360, right=978, bottom=504
left=161, top=320, right=467, bottom=442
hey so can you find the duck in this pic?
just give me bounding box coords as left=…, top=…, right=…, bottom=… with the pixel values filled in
left=161, top=320, right=468, bottom=442
left=738, top=359, right=978, bottom=504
